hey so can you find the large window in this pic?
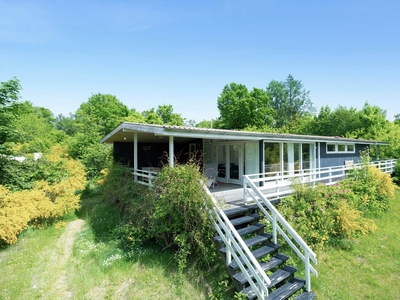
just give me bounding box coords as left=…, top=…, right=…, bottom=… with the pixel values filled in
left=326, top=143, right=355, bottom=154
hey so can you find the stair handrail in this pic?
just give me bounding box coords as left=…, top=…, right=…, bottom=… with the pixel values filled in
left=243, top=175, right=318, bottom=293
left=202, top=183, right=272, bottom=299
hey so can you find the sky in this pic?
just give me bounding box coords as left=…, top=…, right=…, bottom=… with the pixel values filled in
left=1, top=0, right=399, bottom=123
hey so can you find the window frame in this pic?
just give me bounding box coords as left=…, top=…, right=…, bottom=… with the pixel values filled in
left=326, top=143, right=356, bottom=154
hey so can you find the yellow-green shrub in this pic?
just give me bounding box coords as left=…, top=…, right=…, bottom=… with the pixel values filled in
left=0, top=146, right=86, bottom=245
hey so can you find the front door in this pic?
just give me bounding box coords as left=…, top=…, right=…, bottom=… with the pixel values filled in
left=216, top=143, right=242, bottom=184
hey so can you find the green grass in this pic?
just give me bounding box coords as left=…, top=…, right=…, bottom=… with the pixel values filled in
left=0, top=197, right=210, bottom=300
left=312, top=190, right=400, bottom=299
left=2, top=191, right=399, bottom=299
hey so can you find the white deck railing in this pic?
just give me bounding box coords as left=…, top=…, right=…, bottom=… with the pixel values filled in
left=132, top=168, right=159, bottom=186
left=244, top=159, right=397, bottom=204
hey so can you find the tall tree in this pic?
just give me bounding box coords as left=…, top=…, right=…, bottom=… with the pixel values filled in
left=217, top=83, right=274, bottom=129
left=0, top=77, right=22, bottom=154
left=74, top=93, right=129, bottom=137
left=267, top=75, right=315, bottom=128
left=142, top=104, right=184, bottom=126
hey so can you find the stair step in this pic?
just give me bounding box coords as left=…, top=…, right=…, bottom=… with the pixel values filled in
left=293, top=291, right=317, bottom=300
left=233, top=253, right=289, bottom=285
left=221, top=206, right=251, bottom=219
left=219, top=214, right=260, bottom=229
left=229, top=243, right=281, bottom=271
left=220, top=233, right=272, bottom=254
left=265, top=277, right=305, bottom=300
left=241, top=266, right=298, bottom=300
left=214, top=223, right=266, bottom=244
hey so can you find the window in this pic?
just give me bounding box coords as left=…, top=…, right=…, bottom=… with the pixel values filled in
left=326, top=143, right=355, bottom=154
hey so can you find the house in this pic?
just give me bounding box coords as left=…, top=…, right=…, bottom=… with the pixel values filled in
left=101, top=122, right=388, bottom=186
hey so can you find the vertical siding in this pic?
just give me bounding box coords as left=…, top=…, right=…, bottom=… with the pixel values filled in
left=319, top=142, right=370, bottom=168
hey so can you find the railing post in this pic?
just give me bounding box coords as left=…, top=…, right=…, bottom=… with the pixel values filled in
left=243, top=177, right=247, bottom=205
left=226, top=235, right=232, bottom=266
left=305, top=251, right=311, bottom=292
left=272, top=212, right=277, bottom=244
left=329, top=167, right=332, bottom=184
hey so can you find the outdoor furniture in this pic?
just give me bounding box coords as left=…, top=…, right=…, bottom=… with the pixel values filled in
left=205, top=163, right=218, bottom=189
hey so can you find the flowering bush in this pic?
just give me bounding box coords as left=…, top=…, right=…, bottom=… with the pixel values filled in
left=279, top=160, right=396, bottom=250
left=0, top=146, right=86, bottom=245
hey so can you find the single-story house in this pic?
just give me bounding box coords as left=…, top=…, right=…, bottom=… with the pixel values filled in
left=101, top=122, right=387, bottom=186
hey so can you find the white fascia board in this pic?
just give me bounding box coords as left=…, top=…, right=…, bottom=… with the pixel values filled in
left=155, top=131, right=262, bottom=141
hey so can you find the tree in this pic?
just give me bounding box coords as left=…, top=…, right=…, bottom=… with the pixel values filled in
left=74, top=93, right=129, bottom=137
left=0, top=77, right=22, bottom=154
left=267, top=75, right=315, bottom=128
left=217, top=83, right=274, bottom=129
left=142, top=104, right=184, bottom=126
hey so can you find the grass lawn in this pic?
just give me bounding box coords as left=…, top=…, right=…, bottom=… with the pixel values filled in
left=1, top=191, right=399, bottom=299
left=312, top=190, right=400, bottom=299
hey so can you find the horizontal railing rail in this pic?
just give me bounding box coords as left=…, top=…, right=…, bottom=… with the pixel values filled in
left=131, top=168, right=159, bottom=186
left=203, top=183, right=271, bottom=299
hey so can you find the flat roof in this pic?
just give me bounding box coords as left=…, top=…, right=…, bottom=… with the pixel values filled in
left=101, top=122, right=388, bottom=145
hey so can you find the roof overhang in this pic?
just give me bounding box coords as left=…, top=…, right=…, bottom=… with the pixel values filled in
left=101, top=122, right=389, bottom=146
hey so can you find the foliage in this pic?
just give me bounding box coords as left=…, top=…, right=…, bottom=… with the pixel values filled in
left=343, top=153, right=396, bottom=214
left=103, top=162, right=222, bottom=282
left=0, top=146, right=86, bottom=245
left=217, top=83, right=274, bottom=129
left=142, top=104, right=185, bottom=125
left=394, top=159, right=400, bottom=185
left=0, top=77, right=22, bottom=154
left=280, top=158, right=396, bottom=249
left=266, top=74, right=315, bottom=128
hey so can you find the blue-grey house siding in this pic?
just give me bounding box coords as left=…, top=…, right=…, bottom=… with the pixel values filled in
left=318, top=142, right=369, bottom=169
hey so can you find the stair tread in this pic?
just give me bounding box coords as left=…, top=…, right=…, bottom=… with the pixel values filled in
left=233, top=253, right=289, bottom=285
left=220, top=233, right=272, bottom=253
left=221, top=206, right=251, bottom=218
left=293, top=291, right=317, bottom=300
left=219, top=214, right=259, bottom=228
left=229, top=243, right=281, bottom=270
left=241, top=266, right=298, bottom=299
left=214, top=224, right=266, bottom=243
left=265, top=277, right=305, bottom=300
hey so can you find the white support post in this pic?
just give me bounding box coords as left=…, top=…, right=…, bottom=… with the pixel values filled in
left=169, top=136, right=174, bottom=167
left=134, top=133, right=138, bottom=181
left=272, top=212, right=277, bottom=244
left=305, top=251, right=311, bottom=292
left=226, top=236, right=232, bottom=265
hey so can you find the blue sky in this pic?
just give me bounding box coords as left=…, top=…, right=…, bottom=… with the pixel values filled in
left=1, top=0, right=399, bottom=123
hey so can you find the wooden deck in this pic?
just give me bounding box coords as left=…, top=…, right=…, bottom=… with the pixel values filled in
left=210, top=181, right=292, bottom=208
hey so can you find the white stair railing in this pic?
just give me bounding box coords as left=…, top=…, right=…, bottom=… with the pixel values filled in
left=243, top=176, right=318, bottom=292
left=203, top=184, right=272, bottom=299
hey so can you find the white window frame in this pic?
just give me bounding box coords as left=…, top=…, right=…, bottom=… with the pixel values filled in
left=326, top=143, right=356, bottom=154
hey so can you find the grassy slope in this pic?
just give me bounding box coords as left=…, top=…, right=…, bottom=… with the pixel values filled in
left=0, top=197, right=208, bottom=300
left=1, top=192, right=399, bottom=299
left=312, top=191, right=400, bottom=299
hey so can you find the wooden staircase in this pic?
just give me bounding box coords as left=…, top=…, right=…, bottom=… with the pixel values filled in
left=214, top=205, right=316, bottom=300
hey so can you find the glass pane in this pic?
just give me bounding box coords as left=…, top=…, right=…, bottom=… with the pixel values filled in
left=229, top=145, right=240, bottom=180
left=302, top=143, right=310, bottom=170
left=217, top=145, right=226, bottom=178
left=245, top=142, right=259, bottom=175
left=264, top=143, right=280, bottom=173
left=327, top=144, right=335, bottom=152
left=294, top=143, right=300, bottom=171
left=338, top=144, right=345, bottom=152
left=347, top=144, right=354, bottom=152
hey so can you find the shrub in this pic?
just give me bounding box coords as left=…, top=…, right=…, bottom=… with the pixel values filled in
left=103, top=162, right=221, bottom=280
left=0, top=146, right=86, bottom=245
left=343, top=161, right=396, bottom=215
